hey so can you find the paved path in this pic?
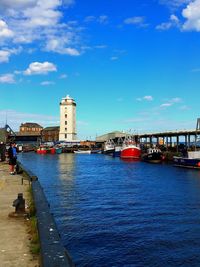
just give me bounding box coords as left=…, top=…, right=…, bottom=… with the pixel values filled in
left=0, top=162, right=39, bottom=267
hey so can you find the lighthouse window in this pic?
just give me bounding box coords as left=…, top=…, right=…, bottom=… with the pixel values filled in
left=65, top=134, right=67, bottom=138
left=65, top=121, right=67, bottom=125
left=65, top=114, right=67, bottom=118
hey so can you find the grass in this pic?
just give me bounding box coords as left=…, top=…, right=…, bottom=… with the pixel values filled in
left=27, top=186, right=40, bottom=255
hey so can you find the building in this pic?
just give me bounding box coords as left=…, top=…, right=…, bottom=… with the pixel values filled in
left=59, top=95, right=77, bottom=141
left=96, top=131, right=126, bottom=142
left=41, top=126, right=60, bottom=142
left=20, top=122, right=43, bottom=135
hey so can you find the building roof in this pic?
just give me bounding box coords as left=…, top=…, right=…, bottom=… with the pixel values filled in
left=42, top=126, right=60, bottom=131
left=20, top=122, right=43, bottom=128
left=96, top=131, right=126, bottom=142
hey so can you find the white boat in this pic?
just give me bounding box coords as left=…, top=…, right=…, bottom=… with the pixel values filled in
left=74, top=150, right=91, bottom=154
left=103, top=139, right=115, bottom=155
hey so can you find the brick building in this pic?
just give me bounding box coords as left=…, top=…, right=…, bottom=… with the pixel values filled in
left=19, top=123, right=43, bottom=135
left=41, top=126, right=60, bottom=142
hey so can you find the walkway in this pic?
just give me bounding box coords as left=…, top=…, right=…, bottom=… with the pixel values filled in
left=0, top=162, right=39, bottom=267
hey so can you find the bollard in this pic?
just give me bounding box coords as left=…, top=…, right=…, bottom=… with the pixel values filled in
left=13, top=193, right=25, bottom=213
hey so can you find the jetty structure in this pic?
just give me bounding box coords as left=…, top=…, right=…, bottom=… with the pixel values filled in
left=59, top=95, right=77, bottom=142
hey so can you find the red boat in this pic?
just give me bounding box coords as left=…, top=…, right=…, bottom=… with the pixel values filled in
left=120, top=136, right=141, bottom=159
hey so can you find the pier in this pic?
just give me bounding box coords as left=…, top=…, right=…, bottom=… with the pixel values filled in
left=138, top=129, right=200, bottom=149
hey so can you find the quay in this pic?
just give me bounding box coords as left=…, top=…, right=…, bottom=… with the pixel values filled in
left=0, top=161, right=75, bottom=267
left=0, top=162, right=38, bottom=267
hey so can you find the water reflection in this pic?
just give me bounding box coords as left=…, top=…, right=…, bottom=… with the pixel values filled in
left=59, top=153, right=76, bottom=182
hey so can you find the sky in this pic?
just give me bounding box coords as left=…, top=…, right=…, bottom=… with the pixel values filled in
left=0, top=0, right=200, bottom=140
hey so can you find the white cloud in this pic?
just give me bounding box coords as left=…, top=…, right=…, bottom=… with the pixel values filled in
left=84, top=15, right=108, bottom=24
left=84, top=16, right=96, bottom=23
left=45, top=38, right=80, bottom=55
left=0, top=109, right=59, bottom=130
left=182, top=0, right=200, bottom=31
left=171, top=97, right=182, bottom=103
left=24, top=62, right=57, bottom=75
left=110, top=56, right=118, bottom=61
left=137, top=95, right=154, bottom=101
left=59, top=74, right=68, bottom=79
left=159, top=0, right=190, bottom=9
left=159, top=97, right=182, bottom=108
left=98, top=15, right=108, bottom=24
left=160, top=103, right=173, bottom=108
left=144, top=95, right=154, bottom=101
left=0, top=1, right=82, bottom=56
left=156, top=14, right=180, bottom=30
left=124, top=16, right=148, bottom=27
left=0, top=73, right=15, bottom=83
left=40, top=81, right=55, bottom=86
left=0, top=20, right=14, bottom=38
left=179, top=105, right=190, bottom=110
left=0, top=47, right=22, bottom=63
left=0, top=50, right=11, bottom=63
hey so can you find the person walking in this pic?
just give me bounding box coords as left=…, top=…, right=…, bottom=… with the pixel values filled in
left=8, top=142, right=17, bottom=175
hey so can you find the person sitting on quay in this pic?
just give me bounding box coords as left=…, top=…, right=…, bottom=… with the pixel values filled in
left=8, top=142, right=17, bottom=175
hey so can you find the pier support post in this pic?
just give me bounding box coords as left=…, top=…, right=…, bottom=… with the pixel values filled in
left=176, top=135, right=179, bottom=152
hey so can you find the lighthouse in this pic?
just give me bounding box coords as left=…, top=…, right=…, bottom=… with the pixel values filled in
left=59, top=95, right=77, bottom=141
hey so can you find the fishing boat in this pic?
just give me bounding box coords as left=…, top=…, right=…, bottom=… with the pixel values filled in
left=55, top=147, right=62, bottom=154
left=120, top=136, right=141, bottom=159
left=142, top=147, right=164, bottom=163
left=113, top=138, right=123, bottom=157
left=103, top=139, right=115, bottom=155
left=174, top=151, right=200, bottom=169
left=173, top=118, right=200, bottom=169
left=74, top=150, right=91, bottom=154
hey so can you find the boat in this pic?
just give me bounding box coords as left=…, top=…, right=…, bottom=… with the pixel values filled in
left=113, top=138, right=123, bottom=157
left=173, top=118, right=200, bottom=169
left=174, top=151, right=200, bottom=169
left=113, top=145, right=122, bottom=157
left=91, top=149, right=102, bottom=154
left=103, top=139, right=115, bottom=155
left=55, top=147, right=62, bottom=154
left=37, top=146, right=59, bottom=155
left=74, top=150, right=91, bottom=154
left=142, top=147, right=164, bottom=163
left=120, top=136, right=141, bottom=159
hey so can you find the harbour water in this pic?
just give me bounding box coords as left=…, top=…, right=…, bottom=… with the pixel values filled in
left=19, top=152, right=200, bottom=267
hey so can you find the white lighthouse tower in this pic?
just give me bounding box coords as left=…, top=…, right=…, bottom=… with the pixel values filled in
left=59, top=95, right=77, bottom=141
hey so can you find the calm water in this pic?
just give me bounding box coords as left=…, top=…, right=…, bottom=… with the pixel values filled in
left=19, top=152, right=200, bottom=267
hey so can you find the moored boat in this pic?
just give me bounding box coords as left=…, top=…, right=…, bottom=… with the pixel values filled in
left=174, top=151, right=200, bottom=169
left=113, top=145, right=122, bottom=157
left=120, top=136, right=141, bottom=159
left=142, top=147, right=164, bottom=163
left=74, top=150, right=91, bottom=154
left=103, top=139, right=115, bottom=155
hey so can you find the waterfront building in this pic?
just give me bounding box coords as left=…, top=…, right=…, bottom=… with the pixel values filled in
left=42, top=126, right=60, bottom=142
left=96, top=131, right=126, bottom=142
left=19, top=122, right=43, bottom=135
left=59, top=95, right=77, bottom=141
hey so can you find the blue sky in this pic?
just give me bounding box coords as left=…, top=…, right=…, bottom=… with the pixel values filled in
left=0, top=0, right=200, bottom=139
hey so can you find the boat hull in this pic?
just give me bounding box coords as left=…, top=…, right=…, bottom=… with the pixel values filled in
left=174, top=157, right=200, bottom=169
left=103, top=149, right=115, bottom=155
left=121, top=147, right=141, bottom=159
left=74, top=150, right=91, bottom=154
left=143, top=152, right=164, bottom=164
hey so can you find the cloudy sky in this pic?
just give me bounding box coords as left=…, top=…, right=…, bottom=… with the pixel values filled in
left=0, top=0, right=200, bottom=139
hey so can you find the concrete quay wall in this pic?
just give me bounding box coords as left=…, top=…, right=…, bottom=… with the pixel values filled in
left=19, top=162, right=75, bottom=267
